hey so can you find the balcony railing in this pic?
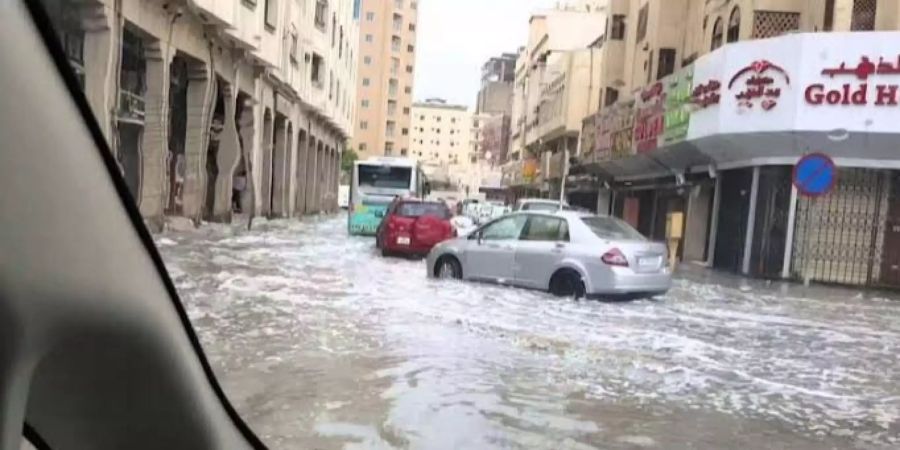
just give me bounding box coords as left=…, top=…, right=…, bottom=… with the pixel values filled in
left=118, top=90, right=145, bottom=123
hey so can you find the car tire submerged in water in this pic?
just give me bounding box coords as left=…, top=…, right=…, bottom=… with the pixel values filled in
left=549, top=269, right=586, bottom=299
left=436, top=256, right=462, bottom=279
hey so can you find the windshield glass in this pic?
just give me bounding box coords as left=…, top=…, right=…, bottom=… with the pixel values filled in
left=358, top=165, right=412, bottom=189
left=581, top=216, right=647, bottom=241
left=521, top=202, right=560, bottom=212
left=397, top=202, right=451, bottom=219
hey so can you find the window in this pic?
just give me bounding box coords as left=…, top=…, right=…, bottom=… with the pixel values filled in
left=365, top=11, right=374, bottom=21
left=290, top=31, right=299, bottom=63
left=404, top=86, right=412, bottom=94
left=362, top=78, right=370, bottom=87
left=385, top=142, right=395, bottom=155
left=604, top=87, right=619, bottom=107
left=646, top=50, right=653, bottom=85
left=391, top=36, right=402, bottom=52
left=481, top=215, right=527, bottom=241
left=711, top=17, right=724, bottom=51
left=365, top=34, right=373, bottom=43
left=406, top=65, right=413, bottom=73
left=851, top=0, right=876, bottom=31
left=400, top=149, right=408, bottom=156
left=394, top=0, right=404, bottom=8
left=403, top=107, right=410, bottom=115
left=402, top=128, right=408, bottom=136
left=611, top=14, right=626, bottom=40
left=636, top=4, right=648, bottom=42
left=390, top=57, right=400, bottom=75
left=310, top=53, right=324, bottom=85
left=386, top=121, right=396, bottom=137
left=359, top=143, right=367, bottom=151
left=824, top=0, right=836, bottom=31
left=387, top=100, right=397, bottom=115
left=752, top=11, right=800, bottom=38
left=409, top=23, right=416, bottom=32
left=727, top=8, right=740, bottom=43
left=315, top=0, right=328, bottom=29
left=339, top=27, right=344, bottom=57
left=407, top=44, right=415, bottom=53
left=522, top=216, right=569, bottom=242
left=411, top=1, right=417, bottom=9
left=581, top=217, right=646, bottom=241
left=388, top=79, right=398, bottom=96
left=360, top=120, right=368, bottom=130
left=264, top=0, right=277, bottom=31
left=393, top=13, right=403, bottom=32
left=657, top=48, right=676, bottom=80
left=363, top=56, right=372, bottom=65
left=361, top=99, right=369, bottom=108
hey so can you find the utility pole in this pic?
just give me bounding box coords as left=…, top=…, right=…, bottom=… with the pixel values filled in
left=559, top=142, right=569, bottom=206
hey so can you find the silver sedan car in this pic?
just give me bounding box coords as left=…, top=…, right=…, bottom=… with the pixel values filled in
left=426, top=211, right=671, bottom=298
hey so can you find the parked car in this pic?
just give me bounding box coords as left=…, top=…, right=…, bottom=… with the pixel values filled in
left=376, top=199, right=456, bottom=257
left=426, top=211, right=671, bottom=298
left=514, top=198, right=570, bottom=212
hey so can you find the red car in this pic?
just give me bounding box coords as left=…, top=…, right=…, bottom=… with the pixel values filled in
left=376, top=200, right=456, bottom=257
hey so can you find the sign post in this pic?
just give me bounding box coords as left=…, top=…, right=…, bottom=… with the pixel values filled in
left=791, top=153, right=837, bottom=285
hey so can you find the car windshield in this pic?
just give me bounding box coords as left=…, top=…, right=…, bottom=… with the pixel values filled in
left=26, top=0, right=900, bottom=448
left=521, top=202, right=560, bottom=212
left=358, top=165, right=412, bottom=189
left=397, top=202, right=450, bottom=219
left=581, top=216, right=647, bottom=241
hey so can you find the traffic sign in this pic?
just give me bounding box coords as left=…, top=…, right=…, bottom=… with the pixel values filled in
left=792, top=153, right=836, bottom=197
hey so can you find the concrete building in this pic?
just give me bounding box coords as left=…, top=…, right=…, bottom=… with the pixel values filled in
left=570, top=0, right=900, bottom=288
left=352, top=0, right=419, bottom=159
left=476, top=53, right=516, bottom=115
left=504, top=5, right=605, bottom=199
left=45, top=0, right=358, bottom=229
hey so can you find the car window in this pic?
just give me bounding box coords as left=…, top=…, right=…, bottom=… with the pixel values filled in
left=481, top=215, right=527, bottom=240
left=397, top=202, right=451, bottom=219
left=581, top=216, right=647, bottom=241
left=522, top=202, right=559, bottom=212
left=521, top=216, right=568, bottom=242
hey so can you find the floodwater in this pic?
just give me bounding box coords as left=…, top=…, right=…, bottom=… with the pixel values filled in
left=155, top=214, right=900, bottom=449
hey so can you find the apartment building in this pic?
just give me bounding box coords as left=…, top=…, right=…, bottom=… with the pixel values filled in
left=569, top=0, right=900, bottom=288
left=43, top=0, right=358, bottom=229
left=504, top=5, right=605, bottom=198
left=353, top=0, right=419, bottom=159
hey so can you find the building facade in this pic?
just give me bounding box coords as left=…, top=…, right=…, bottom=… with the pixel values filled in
left=352, top=0, right=419, bottom=159
left=570, top=0, right=900, bottom=288
left=45, top=0, right=358, bottom=229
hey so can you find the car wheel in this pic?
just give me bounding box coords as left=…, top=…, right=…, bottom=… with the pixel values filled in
left=550, top=269, right=585, bottom=299
left=436, top=256, right=462, bottom=280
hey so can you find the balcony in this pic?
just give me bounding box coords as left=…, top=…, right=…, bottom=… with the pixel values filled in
left=117, top=90, right=145, bottom=124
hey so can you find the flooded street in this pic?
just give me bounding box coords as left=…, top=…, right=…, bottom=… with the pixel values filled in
left=156, top=214, right=900, bottom=449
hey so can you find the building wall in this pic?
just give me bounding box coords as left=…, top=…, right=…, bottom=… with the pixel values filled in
left=50, top=0, right=357, bottom=228
left=353, top=0, right=418, bottom=158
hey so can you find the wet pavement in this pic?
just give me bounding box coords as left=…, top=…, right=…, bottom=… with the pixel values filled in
left=155, top=214, right=900, bottom=449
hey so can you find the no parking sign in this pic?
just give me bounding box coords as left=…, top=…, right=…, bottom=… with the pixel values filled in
left=792, top=153, right=837, bottom=197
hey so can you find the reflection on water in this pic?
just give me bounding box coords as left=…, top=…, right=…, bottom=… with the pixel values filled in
left=157, top=215, right=900, bottom=449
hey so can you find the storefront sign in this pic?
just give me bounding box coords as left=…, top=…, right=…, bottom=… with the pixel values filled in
left=691, top=79, right=721, bottom=109
left=522, top=158, right=539, bottom=182
left=663, top=67, right=694, bottom=145
left=610, top=102, right=635, bottom=158
left=728, top=60, right=790, bottom=111
left=805, top=55, right=900, bottom=106
left=633, top=82, right=665, bottom=153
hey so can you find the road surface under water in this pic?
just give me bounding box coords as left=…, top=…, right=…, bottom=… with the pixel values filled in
left=155, top=214, right=900, bottom=449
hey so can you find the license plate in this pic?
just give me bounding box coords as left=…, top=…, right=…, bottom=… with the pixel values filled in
left=397, top=236, right=411, bottom=245
left=639, top=256, right=662, bottom=268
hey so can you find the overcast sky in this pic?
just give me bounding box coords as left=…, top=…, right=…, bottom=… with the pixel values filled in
left=412, top=0, right=559, bottom=108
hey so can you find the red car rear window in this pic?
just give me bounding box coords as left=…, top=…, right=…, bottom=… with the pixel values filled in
left=397, top=202, right=451, bottom=219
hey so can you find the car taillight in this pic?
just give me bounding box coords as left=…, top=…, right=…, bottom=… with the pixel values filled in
left=601, top=248, right=629, bottom=267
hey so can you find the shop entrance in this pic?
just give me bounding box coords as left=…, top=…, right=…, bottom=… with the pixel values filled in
left=713, top=168, right=753, bottom=273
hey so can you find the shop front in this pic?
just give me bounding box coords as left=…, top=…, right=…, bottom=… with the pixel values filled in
left=578, top=31, right=900, bottom=288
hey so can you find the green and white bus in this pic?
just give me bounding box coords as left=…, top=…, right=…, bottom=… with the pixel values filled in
left=349, top=157, right=428, bottom=236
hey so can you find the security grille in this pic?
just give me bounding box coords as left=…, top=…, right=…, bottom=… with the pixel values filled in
left=752, top=11, right=800, bottom=39
left=791, top=169, right=889, bottom=286
left=851, top=0, right=877, bottom=31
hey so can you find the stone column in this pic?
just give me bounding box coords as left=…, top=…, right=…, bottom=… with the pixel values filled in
left=237, top=96, right=256, bottom=216
left=138, top=42, right=173, bottom=230
left=81, top=4, right=118, bottom=145
left=294, top=129, right=308, bottom=216
left=272, top=117, right=289, bottom=217
left=330, top=147, right=338, bottom=212
left=181, top=61, right=213, bottom=222
left=305, top=136, right=319, bottom=214
left=259, top=109, right=274, bottom=217
left=213, top=81, right=241, bottom=222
